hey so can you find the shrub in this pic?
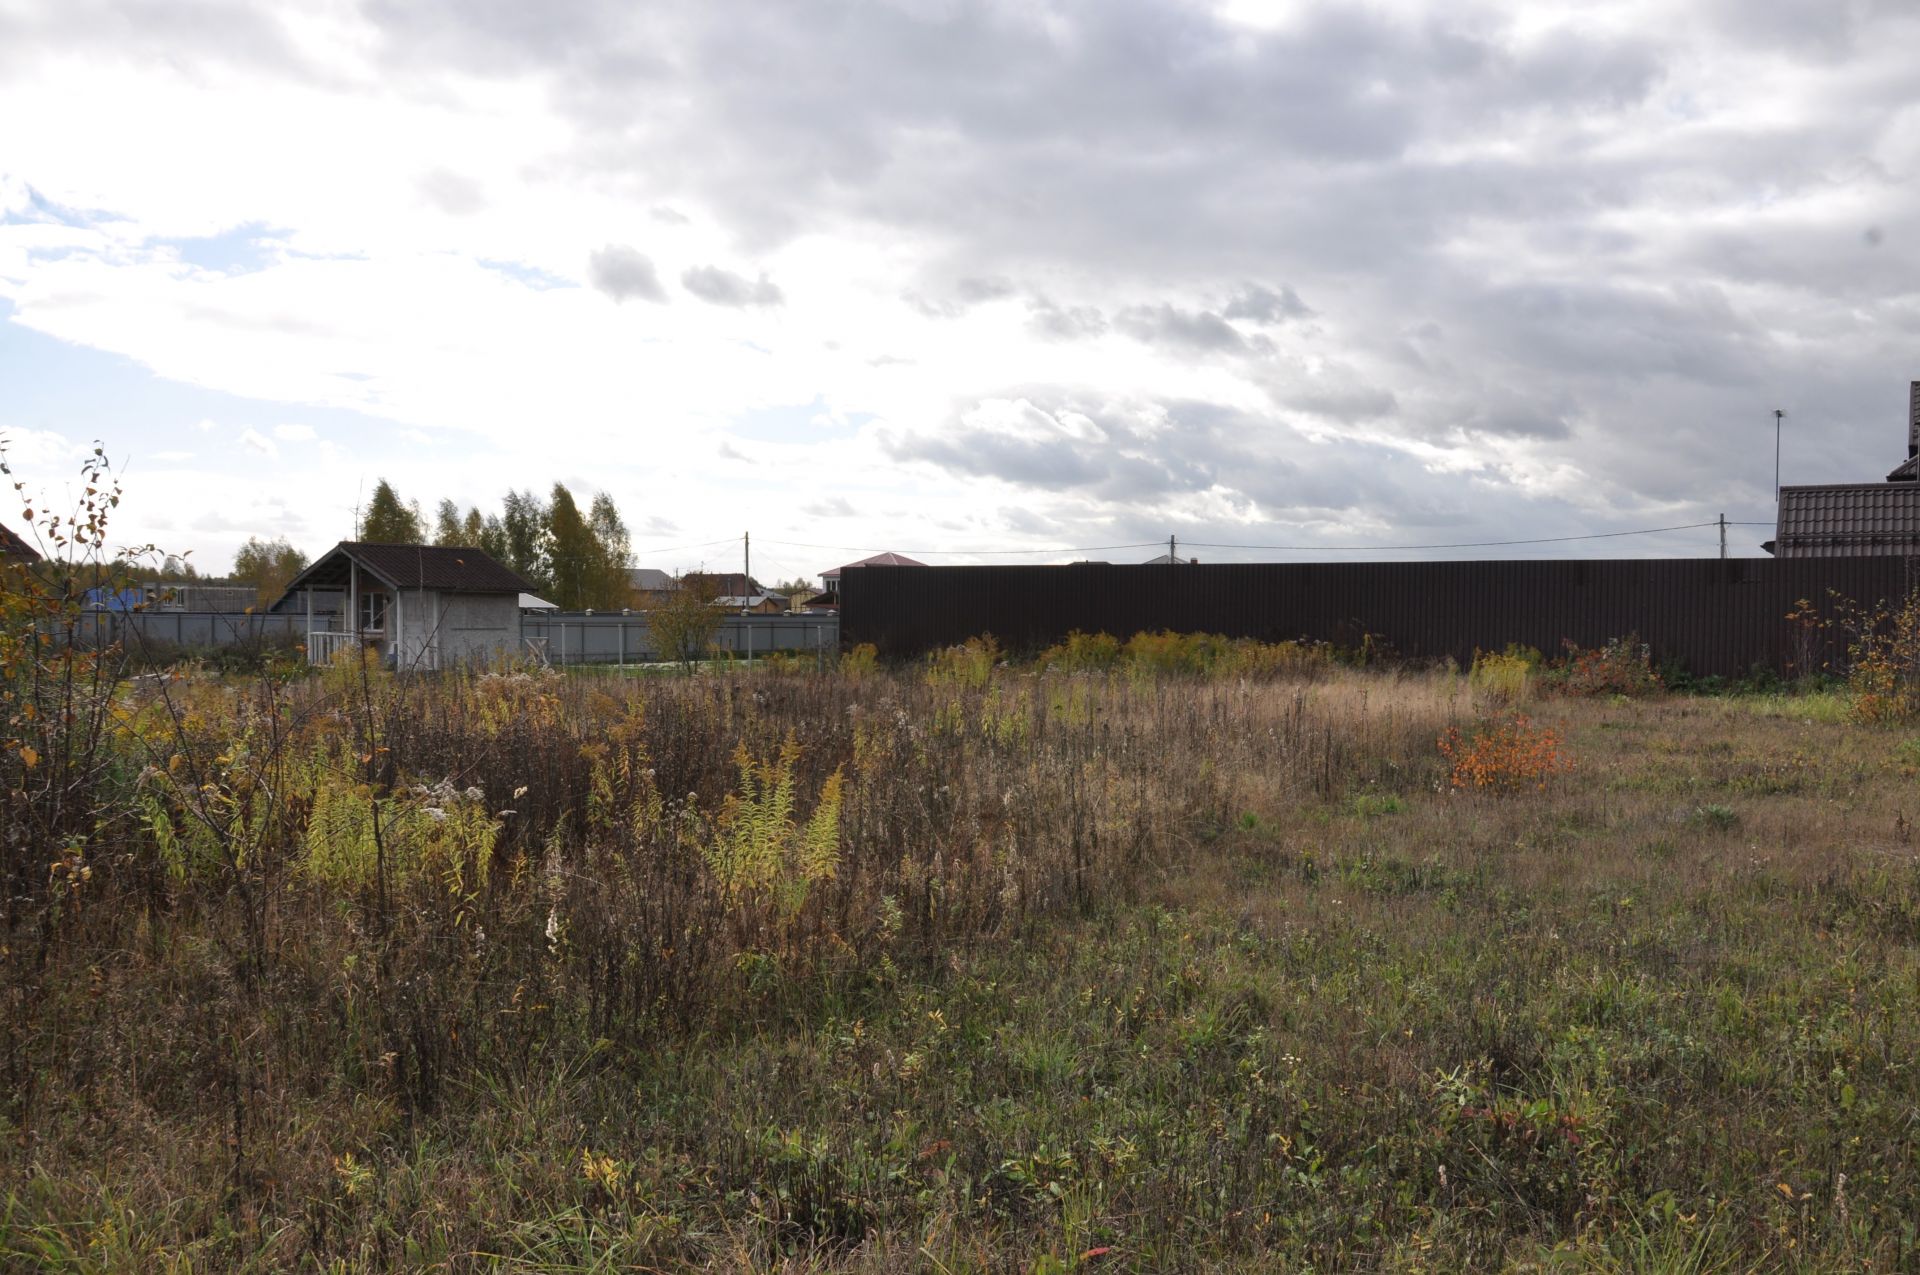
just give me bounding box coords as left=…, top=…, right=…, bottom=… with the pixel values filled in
left=926, top=634, right=1001, bottom=686
left=840, top=642, right=878, bottom=676
left=1438, top=713, right=1573, bottom=793
left=1038, top=629, right=1123, bottom=672
left=1832, top=588, right=1920, bottom=723
left=1551, top=635, right=1660, bottom=698
left=1470, top=649, right=1534, bottom=704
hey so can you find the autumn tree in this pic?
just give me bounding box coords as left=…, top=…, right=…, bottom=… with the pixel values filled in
left=588, top=492, right=633, bottom=609
left=649, top=571, right=723, bottom=670
left=433, top=499, right=464, bottom=546
left=231, top=536, right=309, bottom=605
left=360, top=479, right=422, bottom=543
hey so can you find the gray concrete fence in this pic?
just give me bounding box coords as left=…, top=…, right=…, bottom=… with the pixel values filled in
left=57, top=609, right=841, bottom=667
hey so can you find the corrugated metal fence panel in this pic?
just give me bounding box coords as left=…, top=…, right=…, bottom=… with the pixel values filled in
left=841, top=559, right=1917, bottom=677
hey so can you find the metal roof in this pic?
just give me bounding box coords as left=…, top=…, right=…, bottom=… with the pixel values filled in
left=821, top=551, right=926, bottom=580
left=1773, top=483, right=1920, bottom=557
left=276, top=541, right=534, bottom=603
left=627, top=567, right=672, bottom=591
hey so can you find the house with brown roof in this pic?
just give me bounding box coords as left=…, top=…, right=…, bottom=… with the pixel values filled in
left=0, top=519, right=41, bottom=567
left=1768, top=381, right=1920, bottom=557
left=273, top=541, right=534, bottom=669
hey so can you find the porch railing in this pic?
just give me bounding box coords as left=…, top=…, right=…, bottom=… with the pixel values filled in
left=307, top=630, right=356, bottom=665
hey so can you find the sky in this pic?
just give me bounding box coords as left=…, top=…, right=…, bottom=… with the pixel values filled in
left=3, top=0, right=1919, bottom=584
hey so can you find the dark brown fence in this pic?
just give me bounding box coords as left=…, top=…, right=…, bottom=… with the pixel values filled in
left=839, top=558, right=1920, bottom=677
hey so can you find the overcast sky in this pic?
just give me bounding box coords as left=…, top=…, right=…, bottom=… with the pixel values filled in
left=3, top=0, right=1918, bottom=581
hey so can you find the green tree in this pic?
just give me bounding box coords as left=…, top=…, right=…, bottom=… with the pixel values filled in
left=231, top=536, right=309, bottom=605
left=500, top=489, right=550, bottom=591
left=462, top=507, right=486, bottom=549
left=477, top=512, right=511, bottom=570
left=545, top=483, right=597, bottom=610
left=587, top=492, right=632, bottom=610
left=360, top=479, right=422, bottom=543
left=433, top=499, right=464, bottom=546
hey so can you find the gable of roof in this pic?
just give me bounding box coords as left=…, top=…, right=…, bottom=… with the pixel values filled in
left=1774, top=483, right=1920, bottom=555
left=0, top=520, right=40, bottom=564
left=821, top=550, right=926, bottom=580
left=682, top=571, right=761, bottom=595
left=628, top=567, right=673, bottom=591
left=276, top=541, right=534, bottom=605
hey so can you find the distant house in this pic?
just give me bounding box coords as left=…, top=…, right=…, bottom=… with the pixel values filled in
left=273, top=541, right=534, bottom=669
left=627, top=567, right=674, bottom=609
left=1139, top=552, right=1199, bottom=565
left=1769, top=380, right=1920, bottom=557
left=798, top=588, right=839, bottom=614
left=0, top=520, right=40, bottom=568
left=820, top=550, right=925, bottom=603
left=712, top=593, right=790, bottom=615
left=683, top=571, right=764, bottom=599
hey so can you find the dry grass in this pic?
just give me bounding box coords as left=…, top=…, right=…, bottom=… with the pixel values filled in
left=5, top=654, right=1920, bottom=1271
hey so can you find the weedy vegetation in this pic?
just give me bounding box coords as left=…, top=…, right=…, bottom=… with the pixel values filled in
left=10, top=456, right=1920, bottom=1271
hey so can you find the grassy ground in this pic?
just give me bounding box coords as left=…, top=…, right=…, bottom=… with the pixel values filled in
left=6, top=662, right=1920, bottom=1271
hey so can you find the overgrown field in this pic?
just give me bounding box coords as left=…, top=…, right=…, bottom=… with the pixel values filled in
left=6, top=639, right=1920, bottom=1271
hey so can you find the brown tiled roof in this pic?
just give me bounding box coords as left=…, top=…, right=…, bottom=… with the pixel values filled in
left=821, top=551, right=926, bottom=580
left=277, top=541, right=533, bottom=601
left=0, top=520, right=39, bottom=564
left=1773, top=484, right=1920, bottom=557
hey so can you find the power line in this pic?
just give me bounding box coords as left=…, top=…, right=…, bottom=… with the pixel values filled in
left=759, top=538, right=1166, bottom=557
left=1184, top=521, right=1723, bottom=553
left=627, top=520, right=1755, bottom=565
left=627, top=536, right=742, bottom=557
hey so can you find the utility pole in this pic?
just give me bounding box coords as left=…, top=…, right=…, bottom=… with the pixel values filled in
left=742, top=530, right=751, bottom=666
left=1169, top=532, right=1176, bottom=564
left=1774, top=409, right=1785, bottom=499
left=1719, top=513, right=1727, bottom=560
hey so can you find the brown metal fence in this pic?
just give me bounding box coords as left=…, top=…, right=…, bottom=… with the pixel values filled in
left=839, top=558, right=1920, bottom=677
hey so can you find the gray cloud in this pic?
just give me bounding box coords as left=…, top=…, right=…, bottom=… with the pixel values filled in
left=587, top=244, right=667, bottom=303
left=681, top=265, right=783, bottom=307
left=1026, top=296, right=1108, bottom=341
left=21, top=0, right=1920, bottom=550
left=1115, top=304, right=1269, bottom=355
left=1224, top=284, right=1311, bottom=324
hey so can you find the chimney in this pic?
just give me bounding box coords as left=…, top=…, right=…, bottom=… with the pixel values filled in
left=1911, top=380, right=1919, bottom=459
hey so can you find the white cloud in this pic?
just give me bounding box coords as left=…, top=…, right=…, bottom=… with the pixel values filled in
left=0, top=0, right=1917, bottom=576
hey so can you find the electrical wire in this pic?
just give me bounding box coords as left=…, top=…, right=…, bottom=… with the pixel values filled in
left=625, top=521, right=1755, bottom=565
left=759, top=538, right=1166, bottom=557
left=1183, top=521, right=1724, bottom=553
left=626, top=536, right=745, bottom=557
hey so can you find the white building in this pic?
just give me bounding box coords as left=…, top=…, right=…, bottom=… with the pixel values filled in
left=276, top=541, right=534, bottom=669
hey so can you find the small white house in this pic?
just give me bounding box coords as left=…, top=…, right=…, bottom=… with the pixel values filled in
left=275, top=541, right=535, bottom=669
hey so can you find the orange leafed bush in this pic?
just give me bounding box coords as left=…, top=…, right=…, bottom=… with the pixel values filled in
left=1437, top=713, right=1573, bottom=793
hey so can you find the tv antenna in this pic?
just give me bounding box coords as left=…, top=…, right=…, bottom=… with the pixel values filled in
left=1774, top=409, right=1785, bottom=499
